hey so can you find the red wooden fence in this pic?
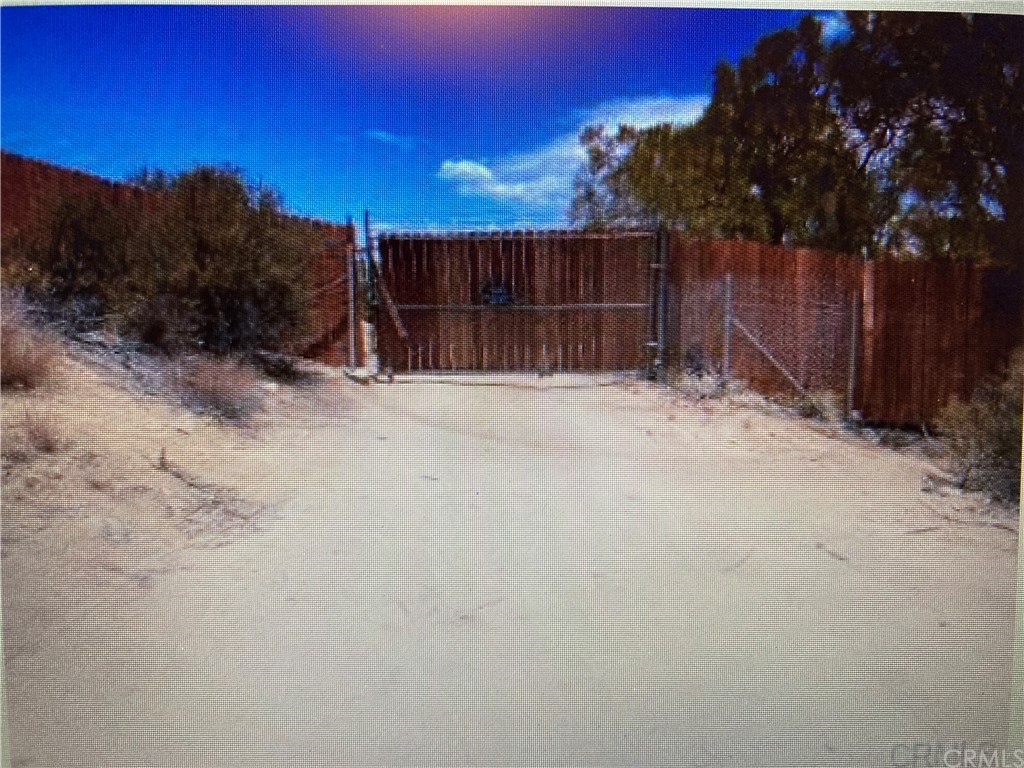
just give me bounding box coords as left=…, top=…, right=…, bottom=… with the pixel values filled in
left=375, top=231, right=655, bottom=373
left=301, top=221, right=364, bottom=367
left=667, top=237, right=862, bottom=398
left=1, top=151, right=364, bottom=367
left=375, top=229, right=1020, bottom=424
left=857, top=260, right=1023, bottom=425
left=666, top=235, right=1023, bottom=425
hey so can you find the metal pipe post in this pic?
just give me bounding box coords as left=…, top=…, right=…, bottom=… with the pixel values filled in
left=362, top=214, right=374, bottom=301
left=846, top=291, right=860, bottom=420
left=723, top=273, right=733, bottom=385
left=348, top=243, right=357, bottom=368
left=656, top=225, right=668, bottom=379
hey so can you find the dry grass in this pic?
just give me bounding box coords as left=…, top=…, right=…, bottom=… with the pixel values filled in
left=1, top=300, right=61, bottom=389
left=666, top=367, right=848, bottom=426
left=793, top=390, right=845, bottom=424
left=664, top=368, right=725, bottom=400
left=3, top=409, right=65, bottom=463
left=252, top=350, right=312, bottom=384
left=177, top=357, right=264, bottom=420
left=937, top=347, right=1023, bottom=504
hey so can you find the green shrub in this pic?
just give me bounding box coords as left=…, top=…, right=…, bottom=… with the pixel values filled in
left=41, top=194, right=138, bottom=313
left=141, top=167, right=316, bottom=354
left=1, top=235, right=47, bottom=292
left=937, top=347, right=1023, bottom=504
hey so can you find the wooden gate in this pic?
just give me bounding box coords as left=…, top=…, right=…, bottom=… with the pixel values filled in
left=374, top=230, right=656, bottom=373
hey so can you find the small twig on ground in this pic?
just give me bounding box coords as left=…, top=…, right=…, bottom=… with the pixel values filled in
left=905, top=526, right=943, bottom=535
left=923, top=504, right=1018, bottom=534
left=721, top=548, right=754, bottom=572
left=815, top=542, right=849, bottom=562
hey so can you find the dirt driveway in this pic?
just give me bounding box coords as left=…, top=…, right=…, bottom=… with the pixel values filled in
left=2, top=370, right=1019, bottom=766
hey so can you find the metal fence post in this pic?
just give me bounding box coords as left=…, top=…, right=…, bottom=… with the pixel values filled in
left=348, top=243, right=357, bottom=368
left=722, top=273, right=732, bottom=386
left=364, top=209, right=374, bottom=295
left=846, top=291, right=860, bottom=420
left=646, top=230, right=661, bottom=379
left=362, top=210, right=374, bottom=369
left=655, top=225, right=668, bottom=380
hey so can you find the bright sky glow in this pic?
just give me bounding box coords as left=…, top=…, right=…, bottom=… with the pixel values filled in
left=1, top=5, right=837, bottom=229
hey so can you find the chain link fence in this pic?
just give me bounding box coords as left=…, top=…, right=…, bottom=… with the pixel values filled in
left=668, top=273, right=859, bottom=416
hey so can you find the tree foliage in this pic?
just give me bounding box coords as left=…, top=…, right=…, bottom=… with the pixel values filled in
left=722, top=17, right=880, bottom=252
left=572, top=11, right=1024, bottom=267
left=569, top=125, right=650, bottom=229
left=617, top=118, right=764, bottom=239
left=831, top=12, right=1024, bottom=265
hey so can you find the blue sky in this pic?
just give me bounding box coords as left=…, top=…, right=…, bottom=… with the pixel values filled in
left=1, top=5, right=847, bottom=230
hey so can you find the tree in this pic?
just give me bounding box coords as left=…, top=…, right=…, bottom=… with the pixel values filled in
left=615, top=117, right=767, bottom=239
left=831, top=11, right=1024, bottom=266
left=569, top=125, right=651, bottom=229
left=570, top=16, right=881, bottom=254
left=716, top=17, right=880, bottom=252
left=571, top=11, right=1022, bottom=266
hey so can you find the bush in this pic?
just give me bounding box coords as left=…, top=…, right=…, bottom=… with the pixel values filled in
left=252, top=350, right=305, bottom=383
left=1, top=298, right=60, bottom=389
left=937, top=347, right=1023, bottom=504
left=123, top=294, right=196, bottom=355
left=794, top=390, right=844, bottom=423
left=17, top=165, right=316, bottom=357
left=1, top=235, right=47, bottom=292
left=177, top=357, right=263, bottom=419
left=42, top=194, right=137, bottom=312
left=132, top=167, right=316, bottom=355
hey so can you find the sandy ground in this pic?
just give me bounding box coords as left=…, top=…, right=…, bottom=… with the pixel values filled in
left=1, top=358, right=1019, bottom=767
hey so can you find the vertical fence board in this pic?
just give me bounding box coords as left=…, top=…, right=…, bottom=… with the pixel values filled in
left=375, top=230, right=656, bottom=375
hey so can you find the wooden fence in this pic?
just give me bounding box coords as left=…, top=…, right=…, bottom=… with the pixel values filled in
left=7, top=152, right=1016, bottom=424
left=301, top=221, right=365, bottom=367
left=666, top=236, right=1023, bottom=425
left=857, top=259, right=1023, bottom=425
left=373, top=229, right=1020, bottom=424
left=375, top=231, right=655, bottom=372
left=1, top=151, right=365, bottom=368
left=667, top=237, right=862, bottom=398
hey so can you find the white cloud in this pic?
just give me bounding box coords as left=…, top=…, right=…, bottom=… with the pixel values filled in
left=814, top=11, right=851, bottom=43
left=366, top=130, right=421, bottom=151
left=438, top=159, right=500, bottom=188
left=577, top=94, right=710, bottom=132
left=437, top=94, right=710, bottom=209
left=438, top=159, right=525, bottom=199
left=439, top=136, right=585, bottom=205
